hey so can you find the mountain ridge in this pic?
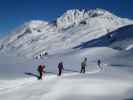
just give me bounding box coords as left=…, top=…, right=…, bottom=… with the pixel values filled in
left=0, top=8, right=133, bottom=58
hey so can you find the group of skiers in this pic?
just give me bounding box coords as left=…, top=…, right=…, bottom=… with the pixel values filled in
left=37, top=58, right=101, bottom=80
left=37, top=61, right=64, bottom=80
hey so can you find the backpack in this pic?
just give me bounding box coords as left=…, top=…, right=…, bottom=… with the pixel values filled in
left=81, top=61, right=86, bottom=67
left=38, top=64, right=45, bottom=72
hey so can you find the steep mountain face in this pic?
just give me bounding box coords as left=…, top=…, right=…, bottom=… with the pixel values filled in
left=57, top=9, right=117, bottom=29
left=57, top=9, right=132, bottom=30
left=0, top=9, right=133, bottom=58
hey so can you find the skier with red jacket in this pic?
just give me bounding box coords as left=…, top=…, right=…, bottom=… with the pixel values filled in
left=37, top=64, right=45, bottom=80
left=58, top=62, right=64, bottom=76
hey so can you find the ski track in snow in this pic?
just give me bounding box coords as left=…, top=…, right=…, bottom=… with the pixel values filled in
left=0, top=47, right=133, bottom=100
left=0, top=66, right=133, bottom=100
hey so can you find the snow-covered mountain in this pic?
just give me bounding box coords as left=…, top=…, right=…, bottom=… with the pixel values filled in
left=0, top=8, right=133, bottom=58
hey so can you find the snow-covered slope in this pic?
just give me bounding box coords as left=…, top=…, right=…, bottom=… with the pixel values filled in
left=0, top=47, right=133, bottom=100
left=0, top=68, right=133, bottom=100
left=75, top=24, right=133, bottom=51
left=0, top=8, right=133, bottom=58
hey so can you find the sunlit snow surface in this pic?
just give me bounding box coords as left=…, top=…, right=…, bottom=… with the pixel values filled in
left=0, top=47, right=133, bottom=100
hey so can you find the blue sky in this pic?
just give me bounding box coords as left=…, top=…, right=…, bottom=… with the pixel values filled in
left=0, top=0, right=133, bottom=37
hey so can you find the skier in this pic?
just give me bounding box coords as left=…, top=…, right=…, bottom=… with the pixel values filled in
left=80, top=57, right=87, bottom=73
left=97, top=59, right=102, bottom=70
left=58, top=62, right=64, bottom=76
left=37, top=64, right=45, bottom=80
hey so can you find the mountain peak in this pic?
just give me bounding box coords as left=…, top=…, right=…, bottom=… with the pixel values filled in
left=64, top=8, right=113, bottom=17
left=87, top=8, right=114, bottom=17
left=56, top=8, right=115, bottom=29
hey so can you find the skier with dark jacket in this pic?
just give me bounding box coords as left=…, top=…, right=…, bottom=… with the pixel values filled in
left=97, top=59, right=101, bottom=67
left=58, top=62, right=64, bottom=76
left=97, top=59, right=102, bottom=70
left=37, top=64, right=45, bottom=80
left=80, top=57, right=87, bottom=73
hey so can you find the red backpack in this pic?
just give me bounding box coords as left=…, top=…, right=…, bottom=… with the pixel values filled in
left=38, top=64, right=45, bottom=72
